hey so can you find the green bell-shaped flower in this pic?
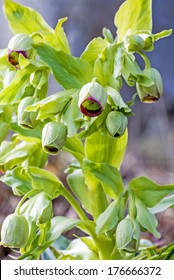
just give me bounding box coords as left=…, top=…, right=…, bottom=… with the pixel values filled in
left=8, top=33, right=34, bottom=67
left=18, top=96, right=38, bottom=129
left=116, top=217, right=140, bottom=253
left=42, top=121, right=67, bottom=154
left=106, top=111, right=128, bottom=137
left=78, top=81, right=107, bottom=117
left=136, top=68, right=163, bottom=103
left=1, top=213, right=29, bottom=248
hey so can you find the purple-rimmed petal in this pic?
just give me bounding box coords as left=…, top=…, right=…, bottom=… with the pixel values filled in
left=80, top=96, right=103, bottom=117
left=8, top=49, right=28, bottom=66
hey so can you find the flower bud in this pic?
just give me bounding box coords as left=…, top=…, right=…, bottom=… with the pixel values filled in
left=30, top=69, right=48, bottom=90
left=136, top=68, right=163, bottom=103
left=78, top=81, right=107, bottom=117
left=1, top=213, right=29, bottom=248
left=8, top=33, right=33, bottom=67
left=18, top=97, right=38, bottom=129
left=126, top=34, right=145, bottom=52
left=42, top=121, right=67, bottom=154
left=106, top=111, right=128, bottom=137
left=116, top=218, right=140, bottom=253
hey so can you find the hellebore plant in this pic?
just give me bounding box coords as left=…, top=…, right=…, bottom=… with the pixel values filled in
left=0, top=0, right=174, bottom=260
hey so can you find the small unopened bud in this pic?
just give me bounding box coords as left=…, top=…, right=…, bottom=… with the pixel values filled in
left=136, top=68, right=163, bottom=103
left=42, top=121, right=67, bottom=154
left=116, top=218, right=140, bottom=253
left=78, top=81, right=107, bottom=117
left=106, top=111, right=128, bottom=137
left=126, top=34, right=145, bottom=52
left=1, top=213, right=29, bottom=248
left=18, top=97, right=38, bottom=129
left=8, top=33, right=33, bottom=67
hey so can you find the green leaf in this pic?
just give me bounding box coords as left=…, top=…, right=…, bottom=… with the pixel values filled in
left=81, top=37, right=108, bottom=65
left=63, top=135, right=84, bottom=164
left=26, top=89, right=75, bottom=120
left=58, top=238, right=99, bottom=260
left=84, top=159, right=124, bottom=199
left=33, top=43, right=94, bottom=89
left=0, top=69, right=31, bottom=105
left=107, top=86, right=131, bottom=113
left=0, top=166, right=32, bottom=196
left=27, top=167, right=64, bottom=199
left=0, top=141, right=38, bottom=171
left=153, top=29, right=172, bottom=42
left=135, top=197, right=160, bottom=238
left=0, top=104, right=12, bottom=123
left=150, top=194, right=174, bottom=214
left=85, top=128, right=128, bottom=169
left=0, top=122, right=9, bottom=144
left=61, top=99, right=81, bottom=138
left=67, top=169, right=91, bottom=213
left=79, top=107, right=109, bottom=139
left=10, top=122, right=43, bottom=140
left=51, top=17, right=70, bottom=53
left=129, top=176, right=174, bottom=208
left=96, top=195, right=124, bottom=235
left=21, top=192, right=52, bottom=225
left=45, top=216, right=80, bottom=243
left=94, top=43, right=124, bottom=87
left=115, top=0, right=152, bottom=42
left=3, top=0, right=53, bottom=35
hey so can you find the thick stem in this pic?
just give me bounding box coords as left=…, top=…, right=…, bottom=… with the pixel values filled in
left=61, top=186, right=88, bottom=220
left=84, top=171, right=108, bottom=221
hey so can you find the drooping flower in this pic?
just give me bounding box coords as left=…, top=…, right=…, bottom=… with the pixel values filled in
left=8, top=33, right=33, bottom=67
left=78, top=81, right=107, bottom=117
left=136, top=68, right=163, bottom=103
left=1, top=213, right=29, bottom=248
left=106, top=111, right=128, bottom=137
left=42, top=121, right=67, bottom=154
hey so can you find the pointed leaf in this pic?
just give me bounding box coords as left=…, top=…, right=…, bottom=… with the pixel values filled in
left=67, top=169, right=91, bottom=213
left=96, top=196, right=124, bottom=235
left=115, top=0, right=152, bottom=42
left=45, top=216, right=80, bottom=243
left=84, top=159, right=124, bottom=198
left=81, top=37, right=108, bottom=65
left=0, top=166, right=32, bottom=196
left=3, top=0, right=53, bottom=35
left=129, top=176, right=174, bottom=208
left=135, top=197, right=160, bottom=238
left=150, top=194, right=174, bottom=214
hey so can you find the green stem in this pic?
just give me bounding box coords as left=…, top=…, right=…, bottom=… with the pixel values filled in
left=61, top=186, right=88, bottom=220
left=84, top=170, right=108, bottom=221
left=15, top=189, right=41, bottom=215
left=138, top=51, right=151, bottom=69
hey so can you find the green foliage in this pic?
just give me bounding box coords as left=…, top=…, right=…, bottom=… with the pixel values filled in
left=0, top=0, right=173, bottom=260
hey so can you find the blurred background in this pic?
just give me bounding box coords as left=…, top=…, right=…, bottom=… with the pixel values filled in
left=0, top=0, right=174, bottom=259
